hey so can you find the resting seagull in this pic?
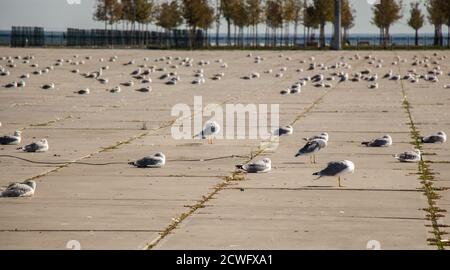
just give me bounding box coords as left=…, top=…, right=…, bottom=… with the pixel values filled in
left=295, top=139, right=327, bottom=164
left=236, top=158, right=271, bottom=173
left=41, top=83, right=55, bottom=90
left=394, top=149, right=421, bottom=163
left=129, top=152, right=165, bottom=168
left=18, top=139, right=49, bottom=152
left=421, top=131, right=446, bottom=144
left=0, top=180, right=36, bottom=197
left=273, top=125, right=293, bottom=137
left=313, top=160, right=355, bottom=187
left=74, top=88, right=90, bottom=95
left=362, top=135, right=393, bottom=147
left=194, top=121, right=221, bottom=144
left=0, top=130, right=22, bottom=145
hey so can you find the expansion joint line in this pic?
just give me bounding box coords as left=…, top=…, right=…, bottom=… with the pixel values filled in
left=396, top=56, right=447, bottom=249
left=145, top=58, right=350, bottom=249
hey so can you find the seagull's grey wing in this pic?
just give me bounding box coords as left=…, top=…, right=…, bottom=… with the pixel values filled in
left=275, top=128, right=289, bottom=136
left=244, top=161, right=268, bottom=173
left=422, top=135, right=442, bottom=143
left=0, top=183, right=33, bottom=197
left=369, top=138, right=389, bottom=147
left=319, top=161, right=349, bottom=176
left=0, top=136, right=18, bottom=145
left=399, top=152, right=419, bottom=160
left=299, top=140, right=322, bottom=154
left=23, top=142, right=40, bottom=152
left=135, top=156, right=163, bottom=168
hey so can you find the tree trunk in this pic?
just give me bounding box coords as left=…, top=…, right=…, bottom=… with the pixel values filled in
left=227, top=19, right=231, bottom=46
left=415, top=29, right=418, bottom=46
left=343, top=28, right=347, bottom=45
left=319, top=23, right=325, bottom=48
left=385, top=27, right=390, bottom=48
left=434, top=25, right=439, bottom=46
left=448, top=24, right=450, bottom=47
left=294, top=21, right=298, bottom=46
left=234, top=25, right=238, bottom=46
left=255, top=24, right=258, bottom=48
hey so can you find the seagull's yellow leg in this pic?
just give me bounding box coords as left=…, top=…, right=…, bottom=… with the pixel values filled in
left=338, top=176, right=342, bottom=188
left=313, top=155, right=316, bottom=164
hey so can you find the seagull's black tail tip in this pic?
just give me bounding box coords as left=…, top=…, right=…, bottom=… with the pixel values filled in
left=361, top=142, right=369, bottom=146
left=235, top=165, right=243, bottom=170
left=128, top=161, right=135, bottom=166
left=312, top=172, right=320, bottom=176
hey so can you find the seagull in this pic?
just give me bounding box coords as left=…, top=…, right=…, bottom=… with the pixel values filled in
left=362, top=135, right=393, bottom=147
left=41, top=83, right=55, bottom=90
left=295, top=139, right=327, bottom=164
left=192, top=78, right=206, bottom=85
left=368, top=83, right=379, bottom=89
left=280, top=89, right=290, bottom=95
left=236, top=158, right=271, bottom=173
left=0, top=130, right=22, bottom=145
left=129, top=152, right=166, bottom=168
left=313, top=160, right=355, bottom=187
left=394, top=149, right=421, bottom=163
left=98, top=78, right=108, bottom=84
left=0, top=180, right=36, bottom=197
left=338, top=72, right=349, bottom=83
left=303, top=132, right=329, bottom=142
left=121, top=81, right=134, bottom=87
left=384, top=70, right=393, bottom=79
left=74, top=88, right=90, bottom=95
left=131, top=68, right=141, bottom=76
left=194, top=121, right=221, bottom=144
left=18, top=139, right=49, bottom=152
left=109, top=86, right=121, bottom=93
left=4, top=81, right=17, bottom=88
left=421, top=131, right=446, bottom=144
left=136, top=86, right=152, bottom=93
left=273, top=125, right=293, bottom=137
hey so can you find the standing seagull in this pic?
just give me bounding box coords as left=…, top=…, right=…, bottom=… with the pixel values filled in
left=394, top=149, right=421, bottom=163
left=129, top=152, right=166, bottom=168
left=273, top=125, right=293, bottom=137
left=313, top=160, right=355, bottom=187
left=194, top=121, right=221, bottom=144
left=295, top=139, right=327, bottom=164
left=0, top=130, right=22, bottom=145
left=362, top=135, right=393, bottom=147
left=18, top=139, right=49, bottom=152
left=236, top=158, right=271, bottom=173
left=0, top=180, right=36, bottom=197
left=421, top=131, right=446, bottom=144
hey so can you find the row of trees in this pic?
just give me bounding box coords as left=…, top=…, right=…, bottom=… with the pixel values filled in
left=93, top=0, right=450, bottom=48
left=94, top=0, right=355, bottom=47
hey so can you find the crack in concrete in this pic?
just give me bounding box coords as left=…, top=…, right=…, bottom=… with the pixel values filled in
left=143, top=54, right=368, bottom=250
left=396, top=54, right=448, bottom=249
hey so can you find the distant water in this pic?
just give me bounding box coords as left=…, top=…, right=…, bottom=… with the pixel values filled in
left=0, top=30, right=448, bottom=47
left=208, top=33, right=449, bottom=47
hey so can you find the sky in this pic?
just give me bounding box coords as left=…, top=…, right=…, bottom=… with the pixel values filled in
left=0, top=0, right=446, bottom=35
